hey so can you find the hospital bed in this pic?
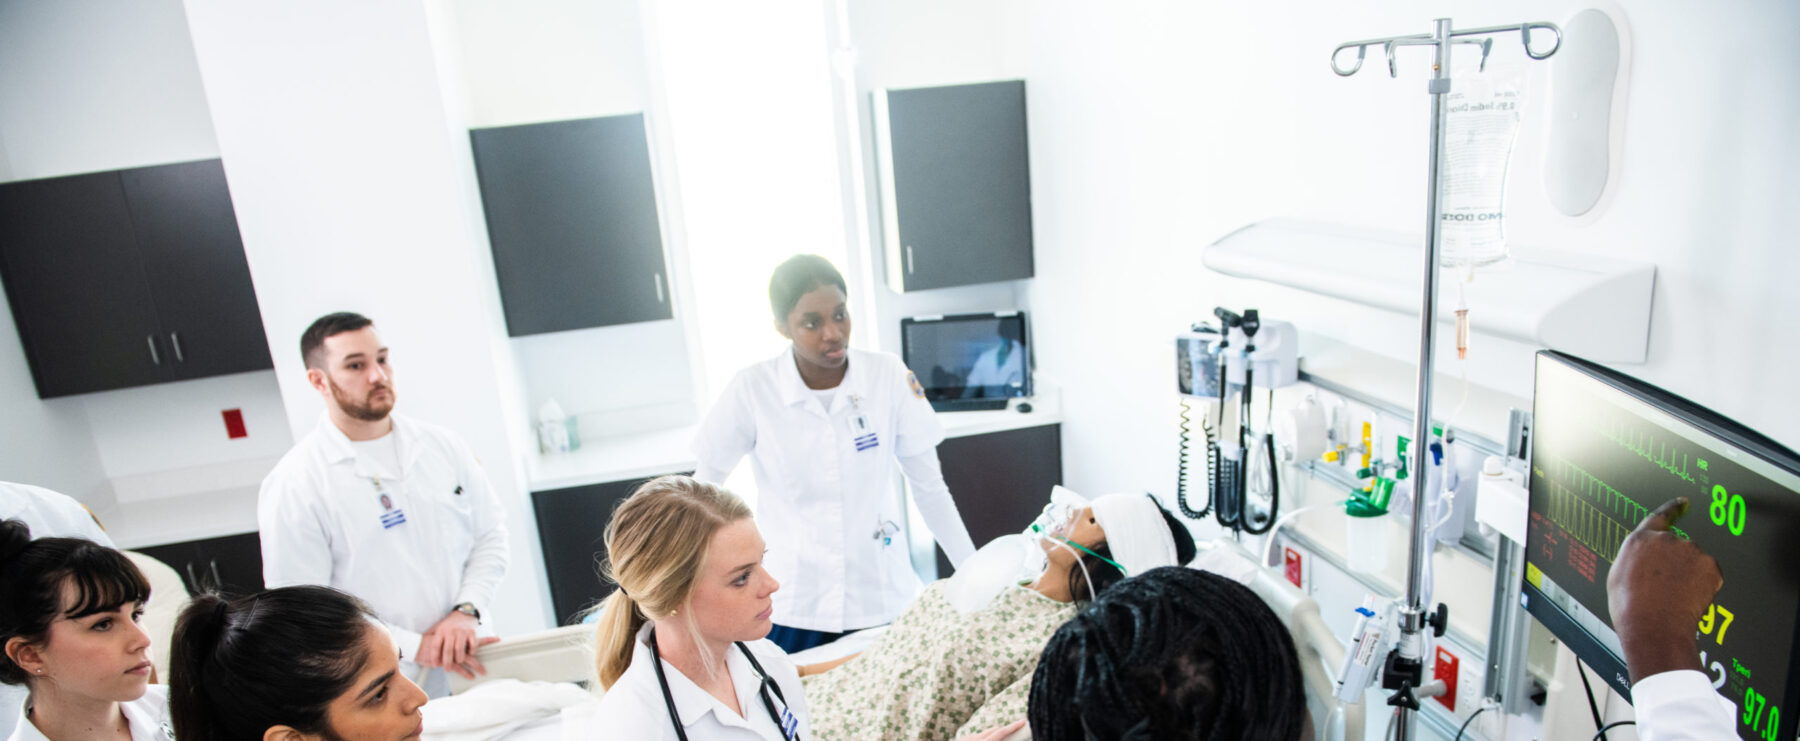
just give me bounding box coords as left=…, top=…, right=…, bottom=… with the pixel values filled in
left=444, top=624, right=598, bottom=695
left=425, top=545, right=1359, bottom=741
left=425, top=625, right=599, bottom=741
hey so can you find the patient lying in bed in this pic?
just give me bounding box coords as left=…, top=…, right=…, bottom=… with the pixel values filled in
left=800, top=492, right=1195, bottom=741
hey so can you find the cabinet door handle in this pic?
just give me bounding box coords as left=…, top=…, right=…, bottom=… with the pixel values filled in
left=209, top=559, right=223, bottom=589
left=146, top=336, right=161, bottom=365
left=906, top=245, right=916, bottom=275
left=653, top=273, right=665, bottom=304
left=170, top=332, right=185, bottom=363
left=183, top=563, right=199, bottom=593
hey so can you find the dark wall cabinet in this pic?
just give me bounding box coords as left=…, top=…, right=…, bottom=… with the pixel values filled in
left=533, top=472, right=689, bottom=625
left=133, top=531, right=264, bottom=598
left=0, top=159, right=272, bottom=398
left=934, top=423, right=1062, bottom=574
left=470, top=114, right=673, bottom=337
left=878, top=80, right=1035, bottom=292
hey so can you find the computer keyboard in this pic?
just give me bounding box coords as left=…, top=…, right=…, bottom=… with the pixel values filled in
left=930, top=399, right=1010, bottom=412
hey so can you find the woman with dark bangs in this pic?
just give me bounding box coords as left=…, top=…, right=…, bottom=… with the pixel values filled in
left=0, top=519, right=170, bottom=741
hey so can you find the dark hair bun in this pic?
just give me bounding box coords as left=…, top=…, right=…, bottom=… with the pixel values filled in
left=0, top=519, right=31, bottom=565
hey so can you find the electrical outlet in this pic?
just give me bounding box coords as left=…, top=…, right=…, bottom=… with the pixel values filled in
left=1434, top=645, right=1460, bottom=711
left=1283, top=545, right=1307, bottom=590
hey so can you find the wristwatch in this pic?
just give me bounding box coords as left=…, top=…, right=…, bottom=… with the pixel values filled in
left=452, top=602, right=481, bottom=622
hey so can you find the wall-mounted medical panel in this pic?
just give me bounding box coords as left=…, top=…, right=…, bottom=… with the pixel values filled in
left=0, top=159, right=273, bottom=398
left=875, top=80, right=1035, bottom=292
left=1203, top=220, right=1656, bottom=363
left=470, top=114, right=672, bottom=337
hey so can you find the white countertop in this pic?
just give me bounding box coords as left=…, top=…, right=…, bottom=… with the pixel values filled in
left=524, top=387, right=1062, bottom=492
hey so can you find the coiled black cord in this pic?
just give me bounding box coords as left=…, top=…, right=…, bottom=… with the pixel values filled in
left=1176, top=399, right=1215, bottom=519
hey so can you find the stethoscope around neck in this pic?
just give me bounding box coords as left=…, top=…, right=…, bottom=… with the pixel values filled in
left=649, top=628, right=801, bottom=741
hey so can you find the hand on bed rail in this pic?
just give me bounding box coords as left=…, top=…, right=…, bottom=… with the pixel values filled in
left=419, top=609, right=503, bottom=680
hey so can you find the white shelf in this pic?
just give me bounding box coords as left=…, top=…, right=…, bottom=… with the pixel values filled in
left=1203, top=219, right=1656, bottom=363
left=523, top=384, right=1064, bottom=492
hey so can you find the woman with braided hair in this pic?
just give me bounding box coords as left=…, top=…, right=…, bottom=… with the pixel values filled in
left=1027, top=566, right=1312, bottom=741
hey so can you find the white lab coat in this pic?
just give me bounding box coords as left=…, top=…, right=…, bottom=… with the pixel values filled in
left=591, top=624, right=809, bottom=741
left=1632, top=669, right=1737, bottom=741
left=258, top=413, right=509, bottom=693
left=0, top=482, right=116, bottom=739
left=693, top=348, right=977, bottom=632
left=7, top=685, right=172, bottom=741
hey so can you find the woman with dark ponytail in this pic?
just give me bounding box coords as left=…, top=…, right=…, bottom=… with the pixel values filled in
left=0, top=519, right=169, bottom=741
left=168, top=586, right=429, bottom=741
left=1027, top=566, right=1312, bottom=741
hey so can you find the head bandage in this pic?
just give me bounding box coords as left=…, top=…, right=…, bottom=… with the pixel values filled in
left=1090, top=493, right=1181, bottom=576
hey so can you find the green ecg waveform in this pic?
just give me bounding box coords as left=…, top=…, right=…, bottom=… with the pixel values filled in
left=1604, top=415, right=1699, bottom=484
left=1547, top=457, right=1688, bottom=563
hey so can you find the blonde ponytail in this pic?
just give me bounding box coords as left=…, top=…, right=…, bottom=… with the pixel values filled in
left=593, top=590, right=646, bottom=689
left=591, top=475, right=753, bottom=690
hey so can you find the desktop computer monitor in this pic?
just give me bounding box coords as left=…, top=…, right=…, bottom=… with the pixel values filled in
left=1524, top=350, right=1800, bottom=740
left=900, top=312, right=1030, bottom=412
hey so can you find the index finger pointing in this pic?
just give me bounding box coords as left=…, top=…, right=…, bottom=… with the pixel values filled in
left=1636, top=497, right=1690, bottom=534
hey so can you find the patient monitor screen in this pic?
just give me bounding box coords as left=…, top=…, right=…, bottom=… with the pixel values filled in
left=1524, top=351, right=1800, bottom=740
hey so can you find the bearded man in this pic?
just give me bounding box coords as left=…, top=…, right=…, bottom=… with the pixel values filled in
left=259, top=312, right=508, bottom=696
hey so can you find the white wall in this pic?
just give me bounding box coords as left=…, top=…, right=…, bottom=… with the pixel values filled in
left=644, top=0, right=854, bottom=402
left=440, top=0, right=650, bottom=128
left=432, top=0, right=698, bottom=432
left=844, top=0, right=1037, bottom=358
left=80, top=372, right=294, bottom=478
left=0, top=0, right=218, bottom=181
left=181, top=0, right=552, bottom=634
left=0, top=298, right=109, bottom=505
left=996, top=0, right=1800, bottom=504
left=0, top=0, right=291, bottom=505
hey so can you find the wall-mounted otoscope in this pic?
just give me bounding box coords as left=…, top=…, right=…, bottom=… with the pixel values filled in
left=1173, top=308, right=1299, bottom=533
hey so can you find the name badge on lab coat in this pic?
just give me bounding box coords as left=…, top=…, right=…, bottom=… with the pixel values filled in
left=848, top=413, right=878, bottom=451
left=373, top=479, right=407, bottom=529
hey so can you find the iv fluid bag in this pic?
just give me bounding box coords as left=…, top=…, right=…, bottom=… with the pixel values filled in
left=1440, top=74, right=1523, bottom=268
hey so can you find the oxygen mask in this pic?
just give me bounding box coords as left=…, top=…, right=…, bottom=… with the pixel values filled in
left=1025, top=485, right=1090, bottom=540
left=1027, top=500, right=1078, bottom=541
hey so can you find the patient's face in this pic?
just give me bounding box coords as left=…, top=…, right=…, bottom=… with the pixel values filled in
left=689, top=518, right=780, bottom=645
left=1041, top=505, right=1106, bottom=567
left=315, top=625, right=428, bottom=741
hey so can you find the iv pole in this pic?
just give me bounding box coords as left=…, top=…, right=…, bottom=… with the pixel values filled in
left=1329, top=18, right=1561, bottom=741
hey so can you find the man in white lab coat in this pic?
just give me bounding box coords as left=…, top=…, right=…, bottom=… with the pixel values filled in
left=0, top=482, right=115, bottom=738
left=258, top=312, right=508, bottom=697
